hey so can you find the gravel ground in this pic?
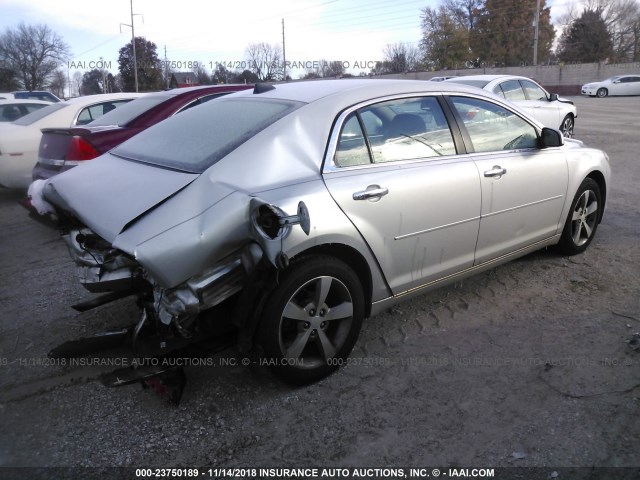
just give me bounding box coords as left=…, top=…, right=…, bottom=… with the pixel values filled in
left=0, top=96, right=638, bottom=478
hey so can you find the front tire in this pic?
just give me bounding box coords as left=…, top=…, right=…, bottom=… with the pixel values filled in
left=259, top=255, right=364, bottom=385
left=560, top=114, right=574, bottom=138
left=596, top=88, right=608, bottom=98
left=557, top=178, right=602, bottom=255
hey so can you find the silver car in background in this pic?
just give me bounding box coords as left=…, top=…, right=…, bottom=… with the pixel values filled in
left=581, top=74, right=640, bottom=97
left=37, top=79, right=611, bottom=386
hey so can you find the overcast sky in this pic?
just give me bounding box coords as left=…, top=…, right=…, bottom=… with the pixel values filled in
left=0, top=0, right=570, bottom=78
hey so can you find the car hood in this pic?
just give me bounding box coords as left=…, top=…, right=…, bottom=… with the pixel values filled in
left=43, top=152, right=199, bottom=243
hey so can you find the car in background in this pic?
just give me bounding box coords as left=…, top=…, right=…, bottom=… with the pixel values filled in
left=447, top=74, right=577, bottom=137
left=0, top=99, right=51, bottom=122
left=0, top=93, right=144, bottom=189
left=581, top=75, right=640, bottom=97
left=33, top=79, right=610, bottom=386
left=429, top=76, right=458, bottom=82
left=33, top=84, right=253, bottom=181
left=0, top=91, right=62, bottom=102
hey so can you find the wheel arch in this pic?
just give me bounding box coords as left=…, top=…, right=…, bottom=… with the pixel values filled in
left=586, top=170, right=607, bottom=222
left=291, top=243, right=374, bottom=318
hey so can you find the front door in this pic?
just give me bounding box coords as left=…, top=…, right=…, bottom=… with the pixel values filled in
left=447, top=95, right=569, bottom=264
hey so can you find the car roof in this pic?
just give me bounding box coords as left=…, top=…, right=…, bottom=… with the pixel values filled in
left=231, top=78, right=486, bottom=105
left=155, top=84, right=251, bottom=97
left=0, top=99, right=51, bottom=105
left=446, top=74, right=525, bottom=82
left=63, top=92, right=146, bottom=105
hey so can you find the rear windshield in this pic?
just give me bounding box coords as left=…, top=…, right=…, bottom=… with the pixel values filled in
left=89, top=94, right=171, bottom=126
left=112, top=97, right=304, bottom=173
left=448, top=79, right=490, bottom=89
left=14, top=102, right=67, bottom=125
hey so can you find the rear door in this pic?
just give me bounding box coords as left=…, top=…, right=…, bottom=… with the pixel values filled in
left=323, top=95, right=481, bottom=294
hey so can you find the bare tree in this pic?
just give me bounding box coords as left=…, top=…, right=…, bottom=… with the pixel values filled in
left=245, top=42, right=284, bottom=81
left=0, top=23, right=70, bottom=90
left=380, top=42, right=422, bottom=73
left=71, top=71, right=83, bottom=97
left=192, top=63, right=211, bottom=85
left=48, top=69, right=66, bottom=98
left=302, top=59, right=345, bottom=79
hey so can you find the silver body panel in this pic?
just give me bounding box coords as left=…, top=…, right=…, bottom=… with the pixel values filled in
left=41, top=79, right=610, bottom=324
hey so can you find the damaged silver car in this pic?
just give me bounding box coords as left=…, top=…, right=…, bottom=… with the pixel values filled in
left=34, top=79, right=611, bottom=386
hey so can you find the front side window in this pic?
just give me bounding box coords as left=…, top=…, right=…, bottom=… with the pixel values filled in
left=333, top=96, right=456, bottom=167
left=521, top=80, right=548, bottom=101
left=451, top=97, right=538, bottom=153
left=497, top=80, right=526, bottom=101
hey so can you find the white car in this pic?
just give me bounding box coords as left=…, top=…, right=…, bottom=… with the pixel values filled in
left=0, top=93, right=144, bottom=189
left=0, top=99, right=51, bottom=122
left=447, top=75, right=577, bottom=137
left=581, top=75, right=640, bottom=97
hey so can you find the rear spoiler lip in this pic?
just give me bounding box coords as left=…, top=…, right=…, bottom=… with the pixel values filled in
left=40, top=125, right=119, bottom=135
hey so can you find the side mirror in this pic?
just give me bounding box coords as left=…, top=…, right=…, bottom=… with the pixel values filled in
left=540, top=127, right=563, bottom=148
left=549, top=93, right=559, bottom=101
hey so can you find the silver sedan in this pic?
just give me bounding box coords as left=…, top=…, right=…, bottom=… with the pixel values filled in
left=36, top=79, right=611, bottom=385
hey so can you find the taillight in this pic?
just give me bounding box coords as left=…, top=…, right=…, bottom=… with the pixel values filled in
left=66, top=136, right=99, bottom=161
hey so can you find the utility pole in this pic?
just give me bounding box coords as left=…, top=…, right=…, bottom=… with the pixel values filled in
left=165, top=45, right=169, bottom=88
left=282, top=18, right=286, bottom=81
left=533, top=0, right=541, bottom=65
left=120, top=0, right=142, bottom=92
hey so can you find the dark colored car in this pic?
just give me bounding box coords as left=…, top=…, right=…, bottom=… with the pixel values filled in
left=33, top=84, right=253, bottom=181
left=12, top=91, right=62, bottom=102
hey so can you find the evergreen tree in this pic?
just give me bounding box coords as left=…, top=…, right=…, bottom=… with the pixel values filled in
left=557, top=9, right=613, bottom=63
left=470, top=0, right=555, bottom=66
left=118, top=37, right=164, bottom=92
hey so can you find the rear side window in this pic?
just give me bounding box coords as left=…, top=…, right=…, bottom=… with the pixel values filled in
left=89, top=95, right=170, bottom=126
left=76, top=100, right=132, bottom=125
left=112, top=97, right=304, bottom=173
left=335, top=113, right=371, bottom=167
left=333, top=96, right=456, bottom=167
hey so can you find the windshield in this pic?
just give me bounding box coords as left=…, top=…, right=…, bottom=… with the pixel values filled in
left=112, top=97, right=304, bottom=173
left=89, top=94, right=171, bottom=126
left=13, top=102, right=67, bottom=125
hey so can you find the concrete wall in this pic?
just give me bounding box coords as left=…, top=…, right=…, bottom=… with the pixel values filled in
left=374, top=62, right=640, bottom=95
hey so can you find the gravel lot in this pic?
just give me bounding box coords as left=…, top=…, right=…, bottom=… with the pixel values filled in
left=0, top=95, right=638, bottom=477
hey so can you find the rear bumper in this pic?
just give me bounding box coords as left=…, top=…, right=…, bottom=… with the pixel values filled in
left=32, top=158, right=76, bottom=182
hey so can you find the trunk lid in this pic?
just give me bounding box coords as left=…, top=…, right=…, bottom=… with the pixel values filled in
left=43, top=152, right=199, bottom=243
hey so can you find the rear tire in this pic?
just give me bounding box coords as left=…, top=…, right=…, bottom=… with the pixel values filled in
left=557, top=178, right=602, bottom=255
left=259, top=255, right=364, bottom=385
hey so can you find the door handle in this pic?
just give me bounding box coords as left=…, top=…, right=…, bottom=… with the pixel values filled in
left=353, top=186, right=389, bottom=201
left=484, top=166, right=507, bottom=178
